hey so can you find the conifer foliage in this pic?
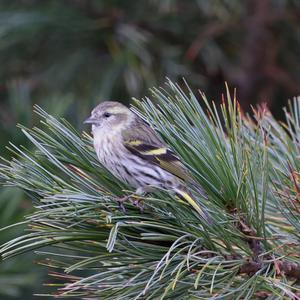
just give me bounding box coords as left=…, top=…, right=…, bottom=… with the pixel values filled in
left=0, top=80, right=300, bottom=299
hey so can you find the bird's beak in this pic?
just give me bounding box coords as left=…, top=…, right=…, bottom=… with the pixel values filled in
left=84, top=116, right=97, bottom=124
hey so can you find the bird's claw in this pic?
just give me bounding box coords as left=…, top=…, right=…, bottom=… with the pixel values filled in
left=116, top=194, right=144, bottom=213
left=133, top=199, right=144, bottom=213
left=117, top=195, right=130, bottom=213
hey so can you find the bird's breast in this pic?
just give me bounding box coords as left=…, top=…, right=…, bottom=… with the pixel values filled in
left=93, top=132, right=124, bottom=167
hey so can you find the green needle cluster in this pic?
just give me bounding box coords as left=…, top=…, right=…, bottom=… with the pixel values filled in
left=0, top=80, right=299, bottom=299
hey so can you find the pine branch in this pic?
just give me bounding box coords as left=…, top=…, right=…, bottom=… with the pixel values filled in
left=0, top=80, right=300, bottom=299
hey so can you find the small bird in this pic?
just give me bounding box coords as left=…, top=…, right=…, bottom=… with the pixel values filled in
left=84, top=101, right=209, bottom=220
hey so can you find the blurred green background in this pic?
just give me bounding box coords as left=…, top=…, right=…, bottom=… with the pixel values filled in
left=0, top=0, right=299, bottom=299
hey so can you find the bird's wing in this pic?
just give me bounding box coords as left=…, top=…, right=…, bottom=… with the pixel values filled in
left=122, top=118, right=189, bottom=181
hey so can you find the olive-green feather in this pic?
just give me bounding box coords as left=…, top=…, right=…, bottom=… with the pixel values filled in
left=122, top=118, right=189, bottom=181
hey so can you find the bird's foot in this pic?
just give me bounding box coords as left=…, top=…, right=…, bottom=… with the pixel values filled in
left=133, top=198, right=144, bottom=213
left=116, top=194, right=144, bottom=213
left=116, top=195, right=131, bottom=213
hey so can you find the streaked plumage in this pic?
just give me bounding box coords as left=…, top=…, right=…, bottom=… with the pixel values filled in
left=84, top=101, right=209, bottom=219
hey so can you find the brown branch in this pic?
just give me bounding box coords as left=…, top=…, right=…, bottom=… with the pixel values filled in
left=234, top=216, right=300, bottom=280
left=239, top=258, right=300, bottom=280
left=277, top=261, right=300, bottom=279
left=237, top=217, right=264, bottom=260
left=239, top=260, right=262, bottom=275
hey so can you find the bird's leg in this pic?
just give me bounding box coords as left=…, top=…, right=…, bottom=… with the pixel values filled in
left=133, top=187, right=147, bottom=213
left=116, top=192, right=143, bottom=212
left=132, top=186, right=155, bottom=213
left=116, top=194, right=132, bottom=212
left=117, top=186, right=154, bottom=213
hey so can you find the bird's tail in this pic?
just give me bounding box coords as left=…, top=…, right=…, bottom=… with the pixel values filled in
left=175, top=188, right=212, bottom=223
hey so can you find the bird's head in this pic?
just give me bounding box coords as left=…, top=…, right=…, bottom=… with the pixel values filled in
left=84, top=101, right=134, bottom=135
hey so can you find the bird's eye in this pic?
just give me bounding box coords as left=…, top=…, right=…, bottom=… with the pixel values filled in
left=103, top=112, right=111, bottom=118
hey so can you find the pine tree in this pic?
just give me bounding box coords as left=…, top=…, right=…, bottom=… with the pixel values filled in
left=1, top=80, right=299, bottom=299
